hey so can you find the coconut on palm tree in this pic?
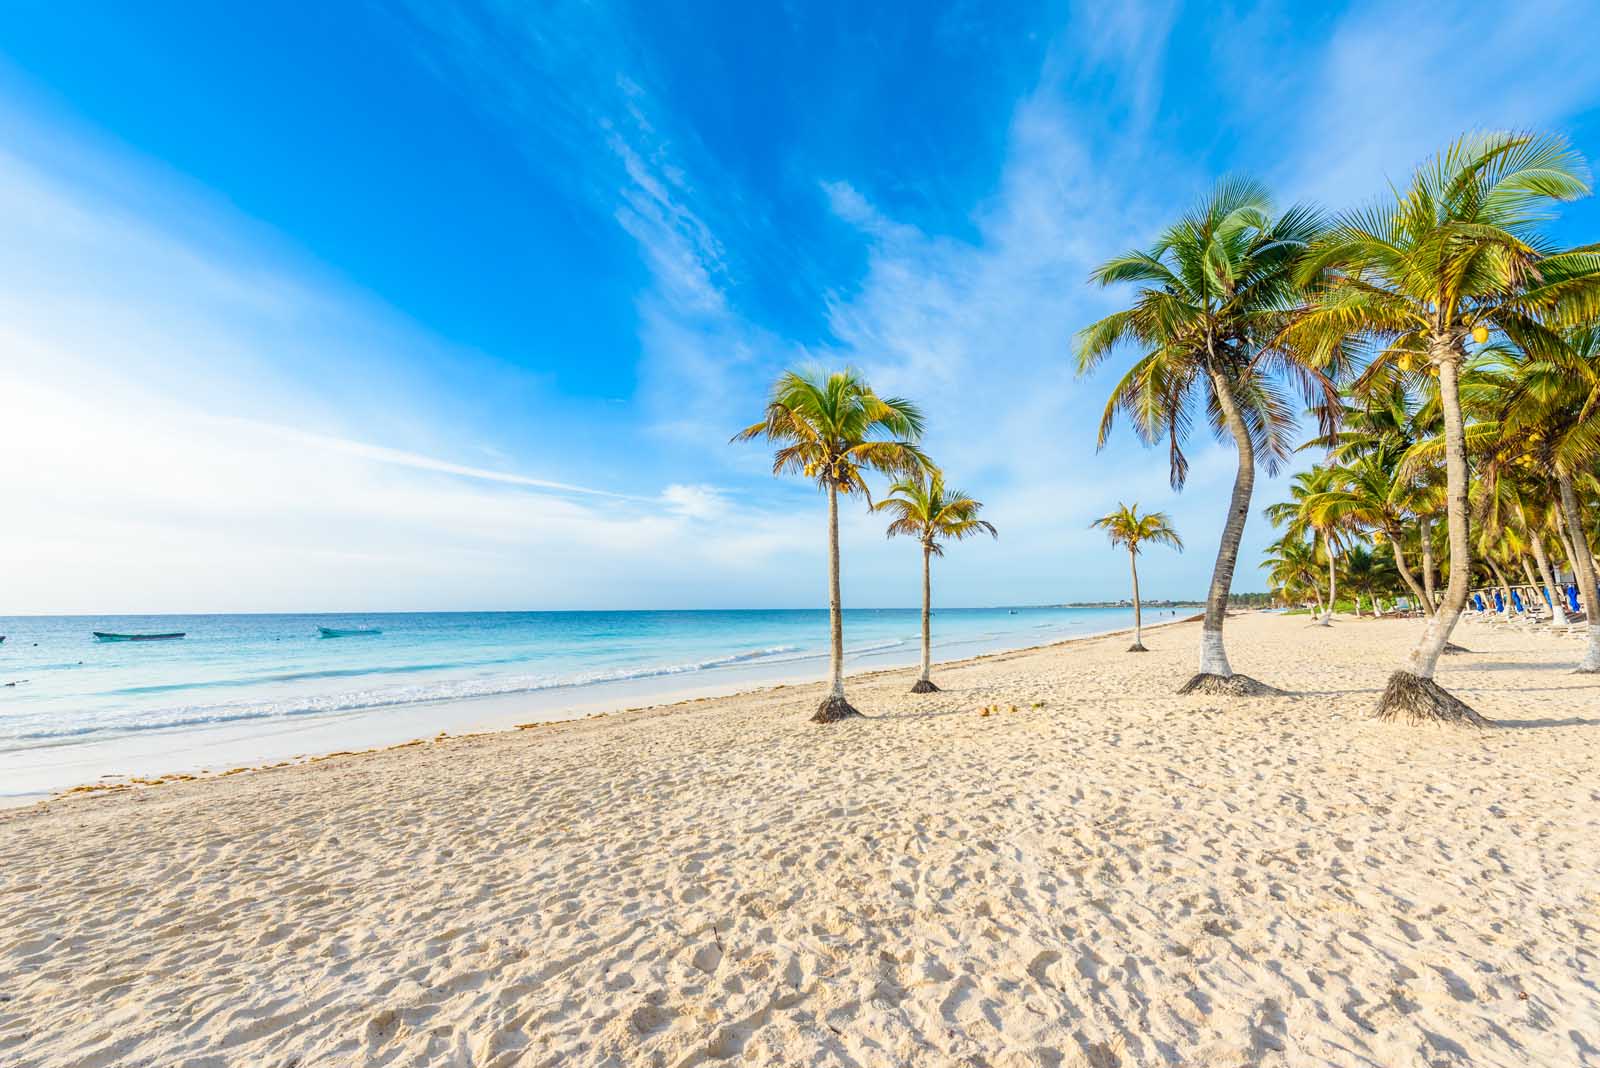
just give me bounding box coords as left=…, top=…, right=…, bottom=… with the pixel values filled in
left=1077, top=176, right=1338, bottom=695
left=1287, top=131, right=1600, bottom=723
left=733, top=368, right=928, bottom=722
left=1091, top=503, right=1183, bottom=651
left=873, top=471, right=996, bottom=691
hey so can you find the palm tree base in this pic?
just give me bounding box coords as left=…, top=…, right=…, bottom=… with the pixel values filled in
left=1374, top=671, right=1488, bottom=727
left=1176, top=673, right=1281, bottom=696
left=909, top=679, right=940, bottom=693
left=812, top=695, right=863, bottom=723
left=1442, top=642, right=1470, bottom=654
left=1127, top=642, right=1148, bottom=653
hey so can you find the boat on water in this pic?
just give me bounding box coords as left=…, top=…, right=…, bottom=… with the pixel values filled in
left=94, top=631, right=186, bottom=642
left=318, top=626, right=383, bottom=638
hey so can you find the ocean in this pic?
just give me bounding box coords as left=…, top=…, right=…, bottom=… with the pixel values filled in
left=0, top=605, right=1187, bottom=799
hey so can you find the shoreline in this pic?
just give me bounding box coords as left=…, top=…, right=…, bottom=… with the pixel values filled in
left=1, top=613, right=1202, bottom=809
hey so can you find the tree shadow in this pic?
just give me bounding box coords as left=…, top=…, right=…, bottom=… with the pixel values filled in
left=868, top=707, right=981, bottom=722
left=1462, top=660, right=1582, bottom=672
left=1491, top=716, right=1600, bottom=730
left=1286, top=687, right=1383, bottom=697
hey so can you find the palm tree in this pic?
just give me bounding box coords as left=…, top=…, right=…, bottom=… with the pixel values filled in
left=1303, top=450, right=1434, bottom=615
left=734, top=368, right=928, bottom=721
left=1494, top=325, right=1600, bottom=667
left=1287, top=131, right=1600, bottom=723
left=1091, top=503, right=1183, bottom=651
left=1263, top=535, right=1323, bottom=611
left=873, top=471, right=997, bottom=691
left=1303, top=375, right=1444, bottom=615
left=1339, top=543, right=1394, bottom=616
left=1475, top=448, right=1570, bottom=624
left=1077, top=177, right=1337, bottom=695
left=1264, top=467, right=1344, bottom=625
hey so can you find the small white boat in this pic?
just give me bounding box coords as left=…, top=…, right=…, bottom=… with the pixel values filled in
left=318, top=626, right=383, bottom=639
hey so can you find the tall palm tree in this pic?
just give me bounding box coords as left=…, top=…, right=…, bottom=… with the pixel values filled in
left=1287, top=131, right=1600, bottom=723
left=873, top=471, right=996, bottom=691
left=1303, top=375, right=1444, bottom=615
left=734, top=368, right=928, bottom=721
left=1091, top=503, right=1183, bottom=651
left=1303, top=450, right=1434, bottom=615
left=1264, top=467, right=1344, bottom=625
left=1523, top=495, right=1572, bottom=626
left=1263, top=535, right=1323, bottom=611
left=1476, top=447, right=1571, bottom=625
left=1077, top=177, right=1337, bottom=695
left=1495, top=326, right=1600, bottom=668
left=1339, top=543, right=1396, bottom=616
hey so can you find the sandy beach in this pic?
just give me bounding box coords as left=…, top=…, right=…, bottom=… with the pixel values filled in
left=2, top=611, right=1598, bottom=1067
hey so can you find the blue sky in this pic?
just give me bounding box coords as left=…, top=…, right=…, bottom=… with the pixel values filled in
left=4, top=0, right=1600, bottom=613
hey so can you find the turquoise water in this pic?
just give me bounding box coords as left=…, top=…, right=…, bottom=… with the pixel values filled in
left=0, top=606, right=1185, bottom=795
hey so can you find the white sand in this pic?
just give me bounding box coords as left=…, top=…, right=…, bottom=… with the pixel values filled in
left=2, top=612, right=1598, bottom=1067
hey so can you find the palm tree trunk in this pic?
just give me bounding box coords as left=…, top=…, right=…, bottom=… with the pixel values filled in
left=1380, top=344, right=1483, bottom=724
left=910, top=543, right=938, bottom=692
left=1387, top=526, right=1429, bottom=613
left=1530, top=529, right=1568, bottom=625
left=1179, top=367, right=1271, bottom=694
left=1128, top=548, right=1146, bottom=652
left=814, top=478, right=860, bottom=721
left=1515, top=558, right=1532, bottom=610
left=1518, top=556, right=1542, bottom=617
left=1319, top=536, right=1336, bottom=625
left=1556, top=505, right=1581, bottom=584
left=1419, top=516, right=1438, bottom=615
left=1487, top=558, right=1514, bottom=617
left=1557, top=471, right=1600, bottom=672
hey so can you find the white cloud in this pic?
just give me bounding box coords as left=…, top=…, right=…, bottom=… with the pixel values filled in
left=214, top=419, right=641, bottom=500
left=660, top=483, right=729, bottom=520
left=1266, top=0, right=1600, bottom=207
left=0, top=105, right=808, bottom=613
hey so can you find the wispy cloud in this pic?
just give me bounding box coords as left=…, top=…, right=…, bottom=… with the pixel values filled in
left=219, top=419, right=642, bottom=500
left=0, top=98, right=801, bottom=613
left=1260, top=0, right=1600, bottom=206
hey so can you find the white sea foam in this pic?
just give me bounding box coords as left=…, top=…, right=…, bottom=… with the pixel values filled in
left=3, top=643, right=828, bottom=745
